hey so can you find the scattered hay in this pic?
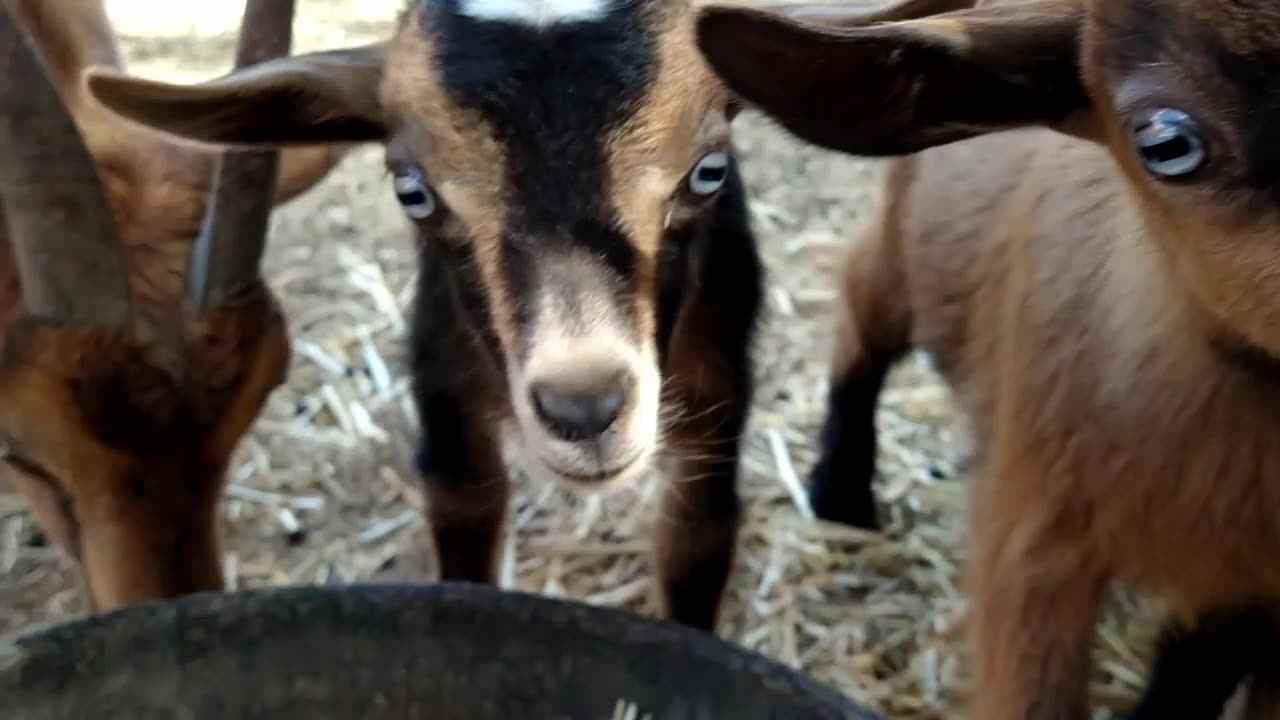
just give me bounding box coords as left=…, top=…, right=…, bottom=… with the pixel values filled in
left=610, top=699, right=652, bottom=720
left=0, top=2, right=1163, bottom=718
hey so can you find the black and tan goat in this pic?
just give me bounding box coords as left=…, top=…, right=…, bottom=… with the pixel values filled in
left=0, top=0, right=344, bottom=612
left=697, top=0, right=1280, bottom=716
left=83, top=0, right=770, bottom=630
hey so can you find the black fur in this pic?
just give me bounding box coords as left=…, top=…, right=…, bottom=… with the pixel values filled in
left=1206, top=45, right=1280, bottom=205
left=409, top=149, right=763, bottom=626
left=410, top=160, right=763, bottom=482
left=673, top=162, right=762, bottom=519
left=808, top=365, right=885, bottom=530
left=648, top=157, right=762, bottom=628
left=409, top=231, right=503, bottom=487
left=1128, top=606, right=1279, bottom=720
left=402, top=1, right=764, bottom=624
left=422, top=0, right=659, bottom=348
left=1210, top=328, right=1280, bottom=389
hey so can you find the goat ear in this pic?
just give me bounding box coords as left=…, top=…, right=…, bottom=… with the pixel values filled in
left=83, top=44, right=388, bottom=148
left=272, top=144, right=355, bottom=207
left=769, top=0, right=978, bottom=26
left=695, top=0, right=1089, bottom=156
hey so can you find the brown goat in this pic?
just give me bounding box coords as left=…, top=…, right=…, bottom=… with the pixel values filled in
left=0, top=0, right=346, bottom=613
left=79, top=0, right=776, bottom=630
left=696, top=0, right=1280, bottom=717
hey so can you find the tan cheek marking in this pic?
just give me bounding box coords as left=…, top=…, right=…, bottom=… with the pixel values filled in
left=381, top=23, right=523, bottom=357
left=695, top=109, right=731, bottom=148
left=448, top=193, right=521, bottom=355
left=613, top=166, right=677, bottom=247
left=605, top=12, right=725, bottom=344
left=607, top=8, right=724, bottom=217
left=437, top=180, right=491, bottom=221
left=607, top=159, right=667, bottom=345
left=914, top=18, right=971, bottom=47
left=383, top=26, right=506, bottom=180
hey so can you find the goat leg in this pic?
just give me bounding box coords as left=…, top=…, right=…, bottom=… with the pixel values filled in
left=414, top=387, right=508, bottom=584
left=969, top=446, right=1104, bottom=720
left=808, top=219, right=910, bottom=530
left=654, top=289, right=753, bottom=631
left=1128, top=607, right=1272, bottom=720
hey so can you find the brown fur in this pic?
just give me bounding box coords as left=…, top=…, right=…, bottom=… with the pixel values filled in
left=653, top=288, right=751, bottom=626
left=0, top=0, right=346, bottom=612
left=391, top=6, right=758, bottom=629
left=696, top=0, right=1280, bottom=716
left=418, top=406, right=510, bottom=583
left=379, top=19, right=522, bottom=354
left=80, top=0, right=771, bottom=630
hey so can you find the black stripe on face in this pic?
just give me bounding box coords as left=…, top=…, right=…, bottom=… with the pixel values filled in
left=419, top=0, right=659, bottom=330
left=499, top=218, right=641, bottom=355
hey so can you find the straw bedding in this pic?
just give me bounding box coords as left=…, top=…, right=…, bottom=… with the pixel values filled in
left=0, top=2, right=1164, bottom=717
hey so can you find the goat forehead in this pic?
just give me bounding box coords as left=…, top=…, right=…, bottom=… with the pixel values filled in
left=1098, top=0, right=1280, bottom=77
left=1169, top=0, right=1280, bottom=55
left=456, top=0, right=611, bottom=26
left=425, top=0, right=661, bottom=216
left=430, top=4, right=655, bottom=135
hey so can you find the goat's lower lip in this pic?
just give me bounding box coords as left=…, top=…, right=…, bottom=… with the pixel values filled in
left=541, top=452, right=643, bottom=483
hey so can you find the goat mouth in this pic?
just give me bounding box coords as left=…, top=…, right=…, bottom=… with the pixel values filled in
left=539, top=451, right=645, bottom=485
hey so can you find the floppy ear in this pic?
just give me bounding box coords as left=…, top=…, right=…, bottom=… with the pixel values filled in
left=272, top=144, right=356, bottom=207
left=83, top=44, right=388, bottom=148
left=695, top=0, right=1089, bottom=156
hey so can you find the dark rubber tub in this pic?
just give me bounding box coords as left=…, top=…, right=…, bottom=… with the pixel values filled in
left=0, top=582, right=879, bottom=719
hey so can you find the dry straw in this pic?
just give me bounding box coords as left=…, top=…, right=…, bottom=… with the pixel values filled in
left=0, top=2, right=1163, bottom=718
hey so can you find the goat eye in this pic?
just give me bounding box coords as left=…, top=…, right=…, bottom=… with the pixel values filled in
left=392, top=168, right=437, bottom=220
left=1133, top=108, right=1206, bottom=178
left=688, top=151, right=730, bottom=196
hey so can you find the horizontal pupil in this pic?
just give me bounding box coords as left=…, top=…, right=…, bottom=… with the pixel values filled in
left=698, top=167, right=726, bottom=180
left=397, top=189, right=429, bottom=205
left=1145, top=137, right=1191, bottom=163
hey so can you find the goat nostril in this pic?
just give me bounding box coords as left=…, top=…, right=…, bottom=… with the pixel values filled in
left=530, top=382, right=627, bottom=440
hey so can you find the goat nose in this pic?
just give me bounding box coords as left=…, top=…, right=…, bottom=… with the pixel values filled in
left=530, top=381, right=627, bottom=440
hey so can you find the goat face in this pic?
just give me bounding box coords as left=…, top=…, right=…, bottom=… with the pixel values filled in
left=0, top=144, right=294, bottom=613
left=694, top=0, right=1280, bottom=361
left=87, top=0, right=738, bottom=492
left=692, top=0, right=1280, bottom=714
left=1080, top=0, right=1280, bottom=361
left=0, top=0, right=344, bottom=611
left=0, top=286, right=290, bottom=611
